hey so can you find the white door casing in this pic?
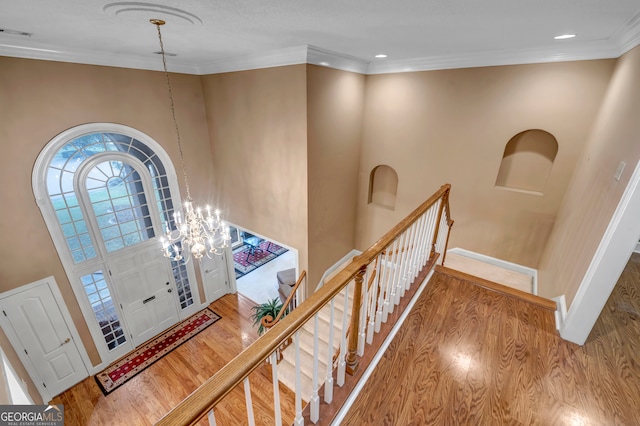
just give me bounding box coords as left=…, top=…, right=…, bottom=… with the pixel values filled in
left=0, top=277, right=89, bottom=402
left=201, top=246, right=234, bottom=303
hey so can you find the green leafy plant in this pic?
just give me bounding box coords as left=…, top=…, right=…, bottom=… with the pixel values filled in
left=251, top=298, right=287, bottom=336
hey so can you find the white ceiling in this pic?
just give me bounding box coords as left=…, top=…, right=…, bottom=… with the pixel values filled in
left=1, top=0, right=640, bottom=75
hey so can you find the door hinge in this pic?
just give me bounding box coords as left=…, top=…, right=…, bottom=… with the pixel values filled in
left=24, top=349, right=28, bottom=355
left=2, top=310, right=6, bottom=317
left=108, top=270, right=112, bottom=276
left=130, top=334, right=133, bottom=340
left=120, top=304, right=123, bottom=309
left=42, top=382, right=46, bottom=388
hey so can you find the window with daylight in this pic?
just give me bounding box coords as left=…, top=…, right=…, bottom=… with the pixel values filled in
left=39, top=127, right=197, bottom=354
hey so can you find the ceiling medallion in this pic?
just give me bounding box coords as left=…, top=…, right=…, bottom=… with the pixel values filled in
left=103, top=2, right=203, bottom=26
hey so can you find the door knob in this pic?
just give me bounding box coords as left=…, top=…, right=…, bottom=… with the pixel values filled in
left=59, top=338, right=71, bottom=347
left=167, top=289, right=172, bottom=293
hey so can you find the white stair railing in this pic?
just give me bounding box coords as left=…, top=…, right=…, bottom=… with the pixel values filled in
left=156, top=184, right=454, bottom=426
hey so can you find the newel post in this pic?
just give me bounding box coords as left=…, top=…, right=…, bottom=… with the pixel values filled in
left=346, top=265, right=366, bottom=375
left=430, top=188, right=449, bottom=259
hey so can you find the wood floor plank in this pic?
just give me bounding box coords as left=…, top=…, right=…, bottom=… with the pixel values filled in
left=342, top=253, right=640, bottom=425
left=52, top=293, right=295, bottom=425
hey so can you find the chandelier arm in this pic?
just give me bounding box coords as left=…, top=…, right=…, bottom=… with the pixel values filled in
left=155, top=22, right=192, bottom=201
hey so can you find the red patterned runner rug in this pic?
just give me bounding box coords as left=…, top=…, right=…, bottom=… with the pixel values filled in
left=95, top=307, right=221, bottom=395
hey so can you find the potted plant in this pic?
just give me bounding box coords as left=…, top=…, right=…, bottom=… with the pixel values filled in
left=251, top=298, right=288, bottom=336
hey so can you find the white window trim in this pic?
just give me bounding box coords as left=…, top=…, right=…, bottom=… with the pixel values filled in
left=32, top=123, right=200, bottom=370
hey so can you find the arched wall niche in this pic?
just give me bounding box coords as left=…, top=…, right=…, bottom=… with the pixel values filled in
left=495, top=129, right=559, bottom=194
left=368, top=164, right=398, bottom=210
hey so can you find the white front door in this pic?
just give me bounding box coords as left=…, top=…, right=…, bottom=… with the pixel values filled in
left=0, top=281, right=88, bottom=400
left=201, top=249, right=232, bottom=302
left=109, top=242, right=180, bottom=346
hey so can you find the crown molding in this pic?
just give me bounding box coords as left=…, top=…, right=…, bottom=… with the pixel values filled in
left=305, top=45, right=370, bottom=74
left=0, top=42, right=200, bottom=74
left=196, top=45, right=308, bottom=74
left=615, top=9, right=640, bottom=55
left=1, top=37, right=638, bottom=77
left=366, top=41, right=622, bottom=75
left=196, top=45, right=369, bottom=75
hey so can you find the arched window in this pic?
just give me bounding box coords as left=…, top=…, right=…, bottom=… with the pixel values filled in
left=33, top=124, right=199, bottom=363
left=495, top=129, right=558, bottom=194
left=368, top=165, right=398, bottom=210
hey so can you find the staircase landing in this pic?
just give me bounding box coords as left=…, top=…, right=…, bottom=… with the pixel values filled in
left=444, top=251, right=534, bottom=294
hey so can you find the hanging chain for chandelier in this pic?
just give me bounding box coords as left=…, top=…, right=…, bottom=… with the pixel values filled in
left=152, top=19, right=230, bottom=262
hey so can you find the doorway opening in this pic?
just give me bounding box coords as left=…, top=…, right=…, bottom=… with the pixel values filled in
left=229, top=226, right=297, bottom=306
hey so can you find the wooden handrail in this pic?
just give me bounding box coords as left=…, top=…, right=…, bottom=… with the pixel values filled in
left=262, top=270, right=307, bottom=330
left=155, top=184, right=452, bottom=426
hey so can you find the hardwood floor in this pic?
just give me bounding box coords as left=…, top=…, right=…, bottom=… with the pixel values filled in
left=52, top=293, right=296, bottom=425
left=342, top=254, right=640, bottom=425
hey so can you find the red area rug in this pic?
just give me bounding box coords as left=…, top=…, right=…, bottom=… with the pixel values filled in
left=95, top=308, right=221, bottom=395
left=233, top=241, right=288, bottom=278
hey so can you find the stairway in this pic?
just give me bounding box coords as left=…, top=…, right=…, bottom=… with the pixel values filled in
left=276, top=284, right=355, bottom=401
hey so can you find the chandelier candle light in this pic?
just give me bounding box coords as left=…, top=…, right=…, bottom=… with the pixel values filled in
left=152, top=18, right=230, bottom=261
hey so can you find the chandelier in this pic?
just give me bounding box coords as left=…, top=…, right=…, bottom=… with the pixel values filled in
left=152, top=19, right=230, bottom=262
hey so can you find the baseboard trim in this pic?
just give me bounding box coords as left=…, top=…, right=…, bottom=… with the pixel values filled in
left=447, top=247, right=538, bottom=295
left=552, top=295, right=567, bottom=331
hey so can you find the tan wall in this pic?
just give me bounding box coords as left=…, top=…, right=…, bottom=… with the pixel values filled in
left=0, top=57, right=213, bottom=375
left=538, top=46, right=640, bottom=303
left=355, top=60, right=616, bottom=269
left=306, top=65, right=365, bottom=288
left=200, top=66, right=310, bottom=291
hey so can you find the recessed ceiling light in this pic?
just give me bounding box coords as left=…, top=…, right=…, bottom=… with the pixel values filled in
left=319, top=61, right=330, bottom=66
left=375, top=53, right=388, bottom=59
left=554, top=34, right=576, bottom=40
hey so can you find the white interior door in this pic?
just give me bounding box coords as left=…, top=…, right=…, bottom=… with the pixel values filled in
left=109, top=242, right=180, bottom=346
left=201, top=248, right=232, bottom=303
left=0, top=281, right=88, bottom=400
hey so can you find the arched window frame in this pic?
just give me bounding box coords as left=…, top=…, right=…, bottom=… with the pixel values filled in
left=32, top=123, right=200, bottom=367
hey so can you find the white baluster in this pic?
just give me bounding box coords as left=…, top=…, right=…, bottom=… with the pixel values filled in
left=396, top=227, right=410, bottom=299
left=416, top=208, right=432, bottom=276
left=375, top=249, right=388, bottom=332
left=294, top=332, right=303, bottom=425
left=381, top=244, right=394, bottom=323
left=367, top=254, right=382, bottom=343
left=244, top=377, right=255, bottom=426
left=337, top=282, right=351, bottom=386
left=208, top=409, right=217, bottom=426
left=392, top=233, right=406, bottom=306
left=401, top=223, right=417, bottom=293
left=423, top=204, right=437, bottom=266
left=417, top=211, right=429, bottom=272
left=324, top=298, right=335, bottom=403
left=387, top=239, right=399, bottom=315
left=310, top=314, right=320, bottom=423
left=271, top=352, right=282, bottom=426
left=357, top=266, right=369, bottom=356
left=409, top=214, right=423, bottom=280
